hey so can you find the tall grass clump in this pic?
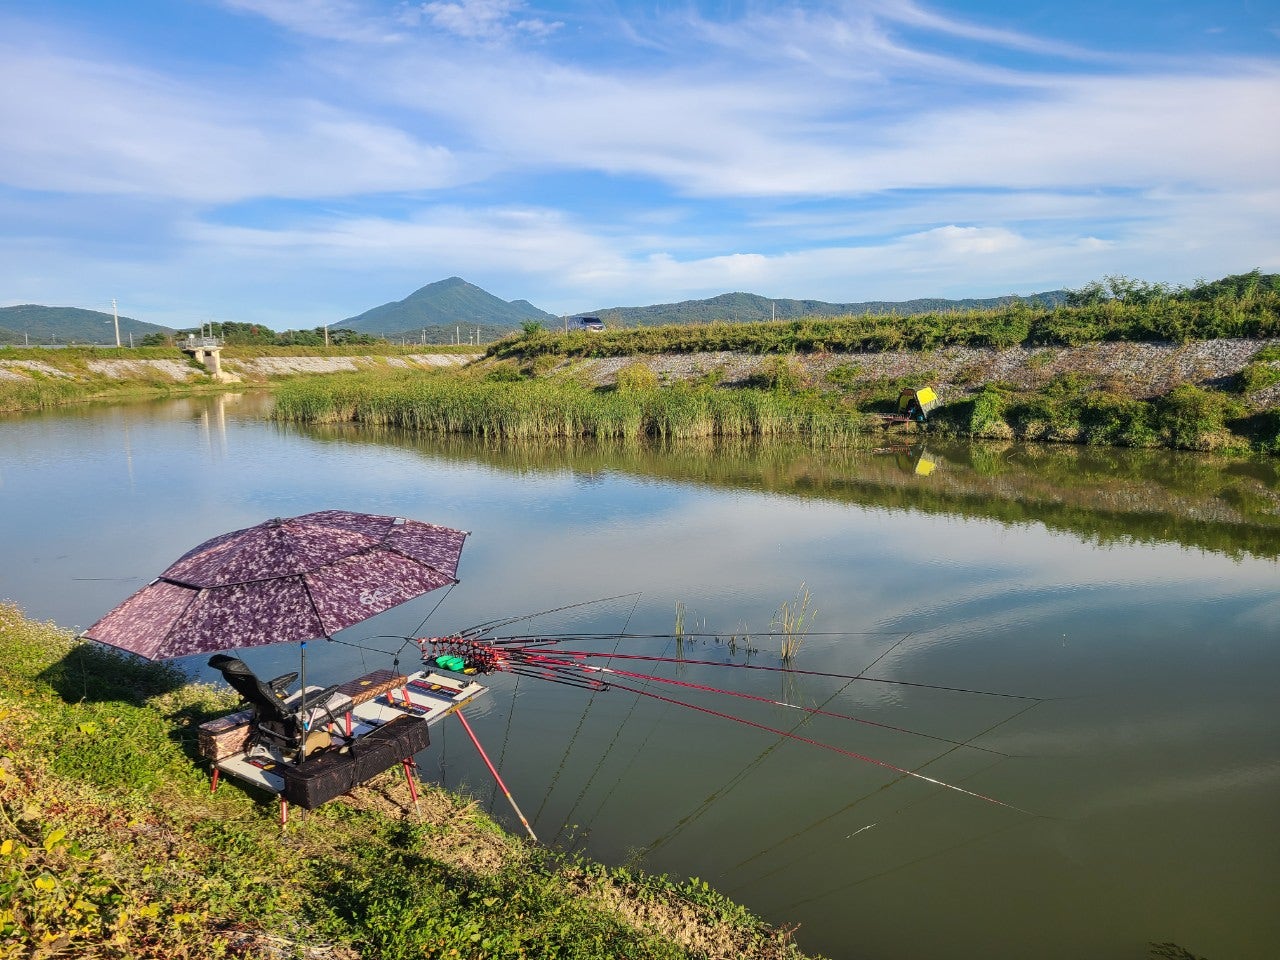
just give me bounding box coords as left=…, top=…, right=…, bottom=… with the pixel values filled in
left=275, top=370, right=866, bottom=444
left=773, top=584, right=816, bottom=662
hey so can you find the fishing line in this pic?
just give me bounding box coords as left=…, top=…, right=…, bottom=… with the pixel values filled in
left=550, top=594, right=640, bottom=846
left=639, top=675, right=859, bottom=859
left=530, top=675, right=601, bottom=827
left=520, top=653, right=1014, bottom=758
left=410, top=581, right=457, bottom=638
left=727, top=755, right=1015, bottom=896
left=776, top=818, right=1028, bottom=914
left=724, top=698, right=1045, bottom=887
left=459, top=592, right=642, bottom=641
left=488, top=669, right=523, bottom=816
left=603, top=679, right=1027, bottom=811
left=486, top=629, right=910, bottom=643
left=525, top=649, right=1043, bottom=701
left=578, top=625, right=684, bottom=834
left=525, top=598, right=639, bottom=829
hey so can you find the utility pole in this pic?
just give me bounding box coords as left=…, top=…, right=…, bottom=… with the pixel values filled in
left=112, top=299, right=121, bottom=348
left=323, top=324, right=330, bottom=347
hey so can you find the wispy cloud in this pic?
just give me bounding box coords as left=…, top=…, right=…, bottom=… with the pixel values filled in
left=1, top=0, right=1277, bottom=321
left=414, top=0, right=562, bottom=40
left=220, top=0, right=407, bottom=42
left=0, top=43, right=471, bottom=202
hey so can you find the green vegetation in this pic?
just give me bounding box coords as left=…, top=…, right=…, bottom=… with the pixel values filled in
left=273, top=369, right=865, bottom=442
left=0, top=347, right=229, bottom=412
left=929, top=380, right=1255, bottom=452
left=157, top=322, right=387, bottom=348
left=6, top=272, right=1279, bottom=454
left=0, top=602, right=818, bottom=960
left=489, top=272, right=1280, bottom=361
left=342, top=277, right=555, bottom=339
left=0, top=305, right=170, bottom=345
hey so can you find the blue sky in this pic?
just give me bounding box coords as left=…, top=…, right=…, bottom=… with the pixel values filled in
left=2, top=0, right=1278, bottom=329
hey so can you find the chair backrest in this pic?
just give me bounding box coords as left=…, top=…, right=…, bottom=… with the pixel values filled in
left=207, top=654, right=293, bottom=726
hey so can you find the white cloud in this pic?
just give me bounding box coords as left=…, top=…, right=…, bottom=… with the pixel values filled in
left=221, top=0, right=406, bottom=42
left=0, top=45, right=470, bottom=202
left=1, top=1, right=1277, bottom=317
left=417, top=0, right=561, bottom=40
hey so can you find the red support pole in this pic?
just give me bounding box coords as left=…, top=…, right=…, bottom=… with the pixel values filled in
left=402, top=759, right=423, bottom=820
left=456, top=710, right=538, bottom=842
left=210, top=767, right=220, bottom=793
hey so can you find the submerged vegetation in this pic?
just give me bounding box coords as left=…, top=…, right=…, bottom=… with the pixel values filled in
left=0, top=603, right=818, bottom=960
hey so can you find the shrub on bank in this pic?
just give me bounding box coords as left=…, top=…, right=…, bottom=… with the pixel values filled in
left=932, top=382, right=1248, bottom=452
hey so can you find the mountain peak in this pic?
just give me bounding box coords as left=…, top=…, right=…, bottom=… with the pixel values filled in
left=342, top=278, right=555, bottom=335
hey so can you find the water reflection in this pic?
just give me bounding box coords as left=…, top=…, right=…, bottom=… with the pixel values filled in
left=297, top=424, right=1280, bottom=561
left=0, top=396, right=1276, bottom=960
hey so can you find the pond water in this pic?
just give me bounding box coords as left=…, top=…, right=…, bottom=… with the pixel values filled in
left=2, top=393, right=1277, bottom=960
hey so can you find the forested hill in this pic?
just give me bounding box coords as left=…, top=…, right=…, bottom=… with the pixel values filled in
left=0, top=305, right=172, bottom=345
left=586, top=289, right=1070, bottom=327
left=343, top=277, right=556, bottom=335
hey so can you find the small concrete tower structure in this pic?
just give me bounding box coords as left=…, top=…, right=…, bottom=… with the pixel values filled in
left=179, top=335, right=226, bottom=380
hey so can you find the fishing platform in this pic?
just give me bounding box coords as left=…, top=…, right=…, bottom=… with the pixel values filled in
left=198, top=667, right=487, bottom=826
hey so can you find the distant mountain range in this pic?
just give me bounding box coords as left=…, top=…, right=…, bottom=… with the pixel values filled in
left=4, top=280, right=1071, bottom=345
left=587, top=289, right=1069, bottom=327
left=0, top=305, right=172, bottom=345
left=359, top=279, right=1068, bottom=339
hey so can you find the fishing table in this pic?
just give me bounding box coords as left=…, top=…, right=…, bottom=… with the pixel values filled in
left=199, top=668, right=488, bottom=825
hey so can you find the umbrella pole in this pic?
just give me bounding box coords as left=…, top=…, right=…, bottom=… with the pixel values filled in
left=299, top=639, right=309, bottom=761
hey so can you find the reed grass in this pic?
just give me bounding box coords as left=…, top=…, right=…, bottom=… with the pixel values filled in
left=273, top=369, right=867, bottom=443
left=773, top=584, right=815, bottom=662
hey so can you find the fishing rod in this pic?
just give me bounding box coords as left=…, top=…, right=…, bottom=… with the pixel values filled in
left=516, top=650, right=1014, bottom=757
left=449, top=593, right=643, bottom=642
left=420, top=630, right=1042, bottom=703
left=600, top=677, right=1029, bottom=813
left=416, top=635, right=1027, bottom=811
left=510, top=648, right=1044, bottom=701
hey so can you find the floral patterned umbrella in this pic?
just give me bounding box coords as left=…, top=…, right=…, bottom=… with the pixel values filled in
left=82, top=510, right=467, bottom=661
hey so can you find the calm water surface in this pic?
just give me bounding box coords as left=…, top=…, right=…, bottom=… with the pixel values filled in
left=2, top=394, right=1277, bottom=960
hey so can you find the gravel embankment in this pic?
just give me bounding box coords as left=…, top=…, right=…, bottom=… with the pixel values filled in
left=559, top=338, right=1280, bottom=409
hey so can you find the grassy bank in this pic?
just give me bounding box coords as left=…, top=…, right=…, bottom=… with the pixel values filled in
left=0, top=346, right=477, bottom=414
left=0, top=602, right=817, bottom=959
left=489, top=285, right=1280, bottom=361
left=0, top=347, right=230, bottom=413
left=273, top=368, right=866, bottom=443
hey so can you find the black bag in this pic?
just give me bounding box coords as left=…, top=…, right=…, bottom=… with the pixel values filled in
left=280, top=715, right=430, bottom=809
left=349, top=714, right=431, bottom=783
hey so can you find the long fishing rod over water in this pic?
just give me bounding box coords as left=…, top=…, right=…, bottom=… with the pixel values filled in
left=413, top=616, right=1047, bottom=816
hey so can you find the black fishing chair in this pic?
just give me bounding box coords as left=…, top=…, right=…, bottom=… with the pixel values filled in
left=207, top=654, right=347, bottom=763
